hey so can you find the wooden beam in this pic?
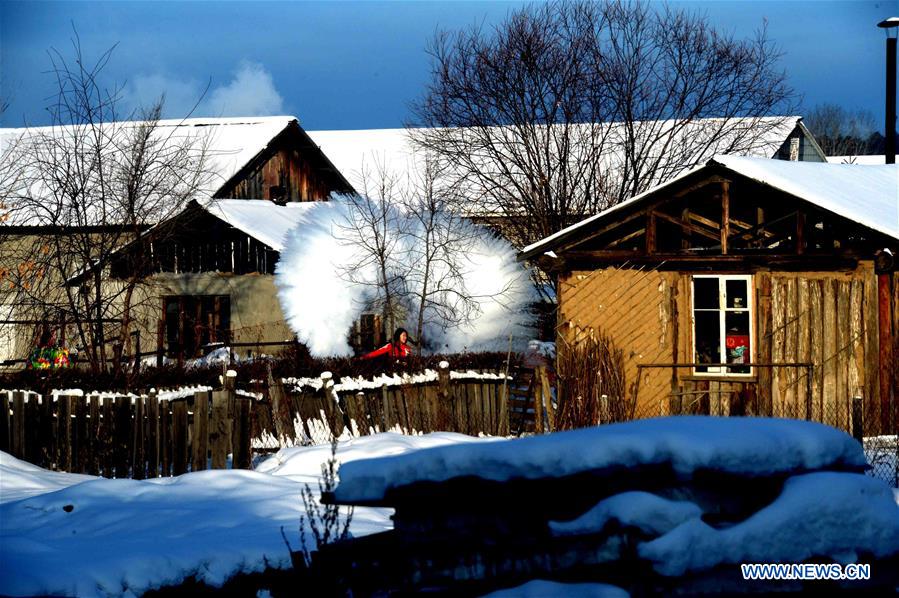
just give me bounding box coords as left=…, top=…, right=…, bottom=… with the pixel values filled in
left=672, top=175, right=731, bottom=199
left=681, top=207, right=691, bottom=250
left=555, top=209, right=646, bottom=253
left=645, top=213, right=656, bottom=254
left=720, top=181, right=730, bottom=255
left=688, top=212, right=719, bottom=230
left=607, top=227, right=645, bottom=248
left=796, top=211, right=806, bottom=255
left=653, top=210, right=720, bottom=242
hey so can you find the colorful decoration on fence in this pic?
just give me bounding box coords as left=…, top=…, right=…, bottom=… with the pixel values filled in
left=28, top=345, right=71, bottom=369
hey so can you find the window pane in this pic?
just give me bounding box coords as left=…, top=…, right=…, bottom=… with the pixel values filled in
left=725, top=311, right=750, bottom=373
left=694, top=311, right=720, bottom=370
left=694, top=278, right=719, bottom=309
left=726, top=279, right=748, bottom=309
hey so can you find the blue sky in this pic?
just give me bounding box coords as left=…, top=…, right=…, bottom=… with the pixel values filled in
left=0, top=1, right=893, bottom=132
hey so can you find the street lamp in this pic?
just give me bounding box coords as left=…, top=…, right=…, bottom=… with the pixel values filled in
left=877, top=17, right=899, bottom=164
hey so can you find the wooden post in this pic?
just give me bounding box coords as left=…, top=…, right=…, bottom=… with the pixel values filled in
left=87, top=395, right=100, bottom=475
left=645, top=212, right=657, bottom=254
left=233, top=398, right=252, bottom=469
left=132, top=395, right=145, bottom=479
left=381, top=384, right=391, bottom=432
left=210, top=391, right=230, bottom=469
left=852, top=395, right=864, bottom=443
left=192, top=391, right=210, bottom=471
left=600, top=394, right=610, bottom=424
left=146, top=392, right=159, bottom=478
left=172, top=400, right=189, bottom=475
left=533, top=372, right=544, bottom=435
left=58, top=395, right=73, bottom=472
left=497, top=380, right=510, bottom=436
left=160, top=398, right=171, bottom=477
left=268, top=364, right=291, bottom=441
left=720, top=181, right=730, bottom=255
left=115, top=396, right=131, bottom=478
left=73, top=395, right=87, bottom=473
left=437, top=361, right=450, bottom=431
left=877, top=273, right=893, bottom=434
left=538, top=366, right=554, bottom=433
left=0, top=391, right=10, bottom=454
left=225, top=369, right=237, bottom=455
left=795, top=211, right=806, bottom=255
left=11, top=391, right=25, bottom=460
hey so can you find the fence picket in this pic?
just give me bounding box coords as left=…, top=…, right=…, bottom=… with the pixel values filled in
left=192, top=391, right=209, bottom=472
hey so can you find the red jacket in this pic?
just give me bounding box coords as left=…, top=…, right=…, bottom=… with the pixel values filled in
left=361, top=341, right=411, bottom=360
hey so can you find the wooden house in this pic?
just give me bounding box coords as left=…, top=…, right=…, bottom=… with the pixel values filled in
left=0, top=117, right=353, bottom=364
left=519, top=156, right=899, bottom=435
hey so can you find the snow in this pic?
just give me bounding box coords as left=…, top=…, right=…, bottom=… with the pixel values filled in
left=283, top=368, right=510, bottom=394
left=275, top=196, right=535, bottom=356
left=483, top=580, right=630, bottom=598
left=205, top=199, right=320, bottom=252
left=333, top=417, right=866, bottom=503
left=828, top=154, right=889, bottom=165
left=521, top=155, right=899, bottom=259
left=307, top=117, right=803, bottom=202
left=550, top=491, right=702, bottom=537
left=638, top=472, right=899, bottom=576
left=0, top=432, right=474, bottom=597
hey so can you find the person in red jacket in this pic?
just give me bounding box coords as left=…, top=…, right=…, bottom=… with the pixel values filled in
left=361, top=328, right=412, bottom=360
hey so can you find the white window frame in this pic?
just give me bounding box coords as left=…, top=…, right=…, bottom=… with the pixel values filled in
left=691, top=274, right=754, bottom=377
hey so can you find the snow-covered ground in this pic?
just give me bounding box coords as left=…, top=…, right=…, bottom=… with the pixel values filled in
left=2, top=419, right=897, bottom=597
left=0, top=432, right=490, bottom=597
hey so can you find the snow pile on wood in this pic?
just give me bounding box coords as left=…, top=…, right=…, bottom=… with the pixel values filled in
left=334, top=416, right=866, bottom=502
left=325, top=417, right=897, bottom=594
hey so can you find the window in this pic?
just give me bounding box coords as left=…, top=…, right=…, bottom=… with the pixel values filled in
left=163, top=295, right=230, bottom=358
left=692, top=275, right=752, bottom=375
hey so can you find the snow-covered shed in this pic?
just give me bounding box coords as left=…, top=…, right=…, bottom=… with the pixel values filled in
left=519, top=156, right=899, bottom=436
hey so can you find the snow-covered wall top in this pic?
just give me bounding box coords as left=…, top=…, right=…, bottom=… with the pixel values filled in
left=333, top=416, right=867, bottom=503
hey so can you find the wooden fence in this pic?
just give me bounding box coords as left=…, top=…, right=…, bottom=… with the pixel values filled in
left=1, top=365, right=524, bottom=476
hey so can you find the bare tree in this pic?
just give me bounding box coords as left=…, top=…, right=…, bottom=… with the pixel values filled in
left=0, top=34, right=211, bottom=374
left=333, top=159, right=410, bottom=337
left=409, top=0, right=796, bottom=253
left=401, top=158, right=495, bottom=352
left=804, top=103, right=878, bottom=158
left=329, top=157, right=522, bottom=354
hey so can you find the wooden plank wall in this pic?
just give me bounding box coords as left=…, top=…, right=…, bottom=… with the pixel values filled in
left=558, top=267, right=680, bottom=418
left=224, top=149, right=331, bottom=202
left=767, top=268, right=878, bottom=434
left=558, top=263, right=890, bottom=435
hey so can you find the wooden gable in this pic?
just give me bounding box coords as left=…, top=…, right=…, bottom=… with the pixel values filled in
left=215, top=120, right=353, bottom=201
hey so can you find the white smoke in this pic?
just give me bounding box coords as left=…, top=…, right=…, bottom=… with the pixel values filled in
left=275, top=196, right=535, bottom=356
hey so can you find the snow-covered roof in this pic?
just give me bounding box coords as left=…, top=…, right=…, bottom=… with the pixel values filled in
left=333, top=416, right=866, bottom=503
left=0, top=116, right=297, bottom=197
left=520, top=155, right=899, bottom=259
left=205, top=199, right=320, bottom=252
left=308, top=116, right=811, bottom=194
left=827, top=155, right=889, bottom=165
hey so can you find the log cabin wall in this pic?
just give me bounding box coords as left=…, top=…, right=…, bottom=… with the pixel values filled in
left=558, top=262, right=897, bottom=435
left=219, top=147, right=332, bottom=202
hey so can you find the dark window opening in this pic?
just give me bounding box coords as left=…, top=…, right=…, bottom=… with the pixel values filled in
left=164, top=295, right=231, bottom=358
